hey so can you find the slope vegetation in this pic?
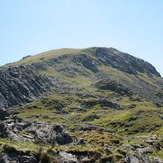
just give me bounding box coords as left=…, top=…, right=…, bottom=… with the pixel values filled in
left=0, top=47, right=162, bottom=162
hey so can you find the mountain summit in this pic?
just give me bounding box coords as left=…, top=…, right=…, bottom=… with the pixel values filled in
left=1, top=47, right=162, bottom=109
left=0, top=47, right=163, bottom=162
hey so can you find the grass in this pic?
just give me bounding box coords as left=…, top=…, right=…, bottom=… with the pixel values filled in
left=3, top=89, right=163, bottom=161
left=14, top=90, right=163, bottom=137
left=6, top=48, right=81, bottom=66
left=1, top=47, right=163, bottom=161
left=138, top=72, right=159, bottom=88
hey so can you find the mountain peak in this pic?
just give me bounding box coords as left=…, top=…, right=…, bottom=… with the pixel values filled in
left=0, top=47, right=163, bottom=162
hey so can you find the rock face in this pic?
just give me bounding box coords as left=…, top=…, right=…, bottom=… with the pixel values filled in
left=93, top=47, right=161, bottom=77
left=0, top=47, right=163, bottom=109
left=125, top=153, right=163, bottom=163
left=0, top=65, right=53, bottom=109
left=0, top=109, right=9, bottom=120
left=0, top=153, right=37, bottom=163
left=0, top=116, right=76, bottom=145
left=95, top=79, right=132, bottom=96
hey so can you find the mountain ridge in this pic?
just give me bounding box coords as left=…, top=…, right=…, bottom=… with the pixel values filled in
left=0, top=47, right=162, bottom=109
left=3, top=47, right=161, bottom=77
left=0, top=47, right=163, bottom=162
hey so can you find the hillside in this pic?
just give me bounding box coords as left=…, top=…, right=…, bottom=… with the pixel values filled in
left=0, top=47, right=163, bottom=162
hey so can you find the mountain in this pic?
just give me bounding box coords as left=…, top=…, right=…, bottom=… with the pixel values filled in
left=0, top=47, right=163, bottom=162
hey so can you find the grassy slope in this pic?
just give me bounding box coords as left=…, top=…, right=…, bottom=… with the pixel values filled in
left=10, top=88, right=163, bottom=161
left=1, top=47, right=163, bottom=161
left=6, top=48, right=81, bottom=66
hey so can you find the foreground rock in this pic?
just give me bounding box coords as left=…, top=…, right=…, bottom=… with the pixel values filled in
left=125, top=153, right=163, bottom=163
left=0, top=153, right=37, bottom=163
left=0, top=116, right=77, bottom=145
left=59, top=151, right=79, bottom=163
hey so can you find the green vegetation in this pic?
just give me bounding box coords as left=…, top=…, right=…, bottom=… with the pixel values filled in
left=1, top=47, right=163, bottom=161
left=7, top=48, right=81, bottom=66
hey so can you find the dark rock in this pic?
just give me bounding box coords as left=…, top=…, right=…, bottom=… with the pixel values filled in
left=22, top=55, right=31, bottom=60
left=72, top=54, right=99, bottom=73
left=0, top=116, right=77, bottom=145
left=0, top=109, right=9, bottom=120
left=127, top=117, right=137, bottom=122
left=93, top=47, right=161, bottom=77
left=0, top=65, right=53, bottom=109
left=101, top=157, right=112, bottom=163
left=128, top=104, right=137, bottom=109
left=144, top=139, right=154, bottom=145
left=82, top=115, right=100, bottom=122
left=76, top=139, right=86, bottom=145
left=82, top=98, right=122, bottom=110
left=55, top=129, right=75, bottom=145
left=110, top=121, right=119, bottom=125
left=0, top=153, right=37, bottom=163
left=126, top=153, right=163, bottom=163
left=110, top=121, right=124, bottom=127
left=95, top=79, right=132, bottom=96
left=125, top=154, right=149, bottom=163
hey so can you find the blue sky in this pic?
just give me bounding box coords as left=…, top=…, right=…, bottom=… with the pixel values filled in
left=0, top=0, right=163, bottom=76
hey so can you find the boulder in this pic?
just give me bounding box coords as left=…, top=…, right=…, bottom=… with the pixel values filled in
left=59, top=151, right=79, bottom=163
left=0, top=116, right=76, bottom=145
left=0, top=153, right=37, bottom=163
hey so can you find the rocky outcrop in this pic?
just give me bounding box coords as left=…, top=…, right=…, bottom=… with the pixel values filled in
left=59, top=151, right=79, bottom=163
left=124, top=135, right=163, bottom=163
left=95, top=79, right=133, bottom=96
left=0, top=116, right=77, bottom=145
left=0, top=109, right=9, bottom=120
left=0, top=65, right=53, bottom=109
left=93, top=47, right=161, bottom=77
left=0, top=152, right=37, bottom=163
left=125, top=153, right=163, bottom=163
left=1, top=47, right=162, bottom=109
left=94, top=77, right=163, bottom=106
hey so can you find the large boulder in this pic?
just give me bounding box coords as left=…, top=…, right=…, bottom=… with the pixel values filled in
left=59, top=151, right=79, bottom=163
left=0, top=116, right=76, bottom=145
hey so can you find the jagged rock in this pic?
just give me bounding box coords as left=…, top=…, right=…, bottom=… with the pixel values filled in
left=95, top=79, right=133, bottom=96
left=0, top=65, right=53, bottom=109
left=76, top=139, right=86, bottom=145
left=125, top=153, right=163, bottom=163
left=125, top=154, right=140, bottom=163
left=0, top=153, right=37, bottom=163
left=137, top=147, right=153, bottom=154
left=0, top=116, right=76, bottom=145
left=53, top=125, right=75, bottom=145
left=93, top=47, right=161, bottom=77
left=59, top=151, right=79, bottom=163
left=125, top=153, right=151, bottom=163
